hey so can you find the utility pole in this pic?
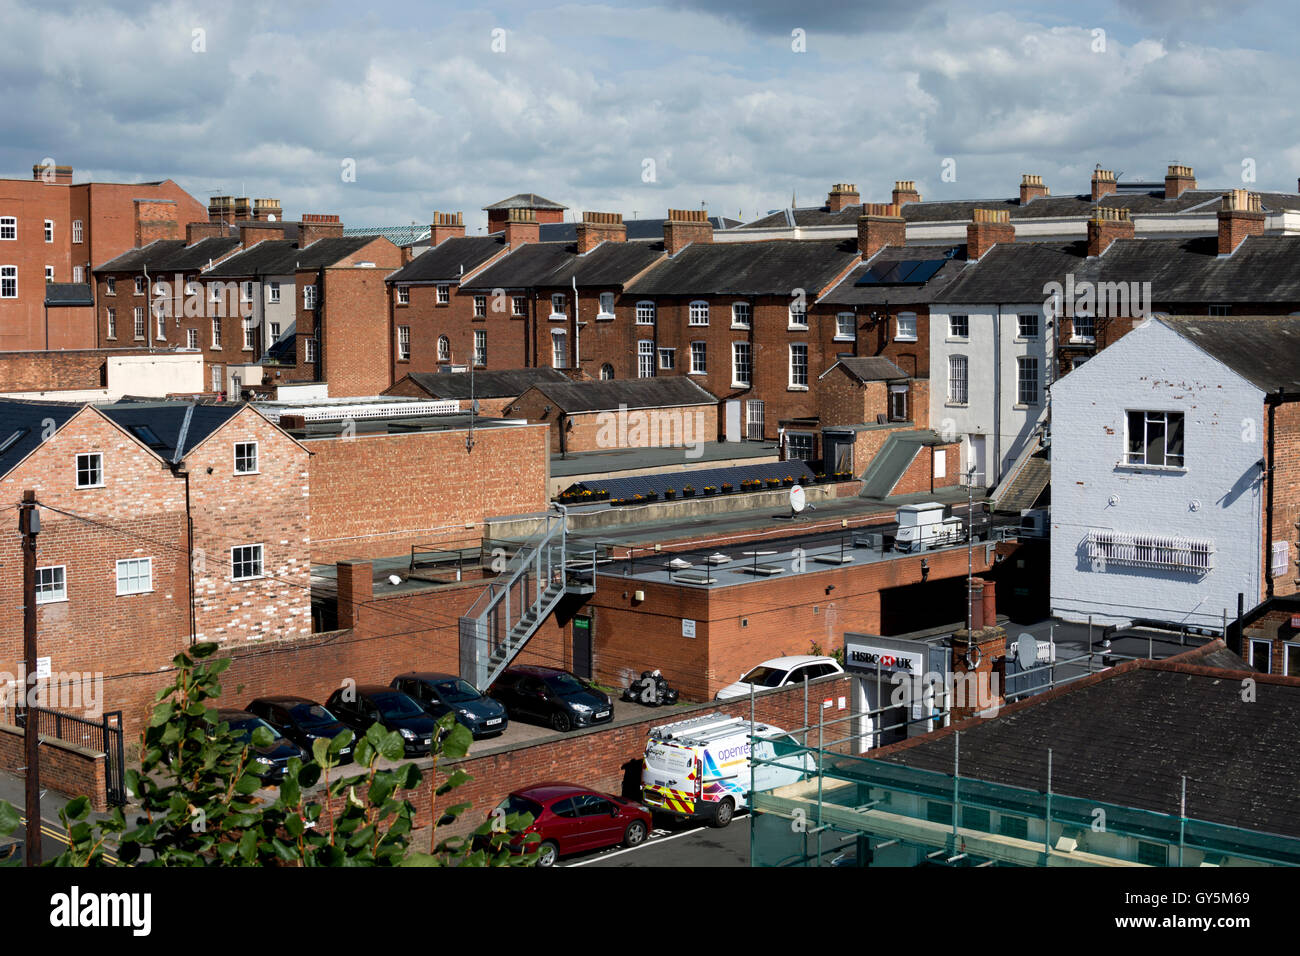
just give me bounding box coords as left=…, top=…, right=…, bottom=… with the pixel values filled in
left=20, top=490, right=41, bottom=866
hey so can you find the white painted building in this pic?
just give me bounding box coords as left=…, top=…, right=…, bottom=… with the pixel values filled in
left=1050, top=316, right=1298, bottom=630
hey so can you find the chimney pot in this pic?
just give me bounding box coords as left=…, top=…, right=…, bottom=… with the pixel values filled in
left=576, top=211, right=627, bottom=252
left=891, top=180, right=922, bottom=206
left=429, top=210, right=467, bottom=247
left=857, top=204, right=906, bottom=259
left=1165, top=164, right=1197, bottom=199
left=1087, top=207, right=1134, bottom=257
left=827, top=183, right=861, bottom=213
left=966, top=208, right=1015, bottom=259
left=1019, top=174, right=1048, bottom=205
left=1217, top=190, right=1265, bottom=254
left=663, top=208, right=713, bottom=255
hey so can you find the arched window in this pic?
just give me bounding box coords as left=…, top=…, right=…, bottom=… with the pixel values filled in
left=600, top=363, right=614, bottom=380
left=437, top=336, right=450, bottom=361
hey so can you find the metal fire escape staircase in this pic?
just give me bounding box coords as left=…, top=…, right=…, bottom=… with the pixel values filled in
left=458, top=510, right=598, bottom=690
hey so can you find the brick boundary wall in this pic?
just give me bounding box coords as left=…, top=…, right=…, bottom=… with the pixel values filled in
left=0, top=723, right=108, bottom=812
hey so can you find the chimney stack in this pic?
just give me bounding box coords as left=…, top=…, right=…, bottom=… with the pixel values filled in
left=827, top=183, right=861, bottom=213
left=1086, top=207, right=1134, bottom=257
left=856, top=203, right=906, bottom=259
left=429, top=211, right=466, bottom=247
left=891, top=180, right=921, bottom=206
left=1165, top=164, right=1196, bottom=199
left=186, top=221, right=227, bottom=245
left=133, top=198, right=179, bottom=246
left=966, top=208, right=1014, bottom=260
left=208, top=195, right=236, bottom=225
left=575, top=211, right=627, bottom=253
left=299, top=213, right=343, bottom=247
left=503, top=207, right=539, bottom=248
left=663, top=208, right=713, bottom=256
left=1217, top=189, right=1264, bottom=255
left=240, top=221, right=286, bottom=249
left=251, top=198, right=281, bottom=222
left=32, top=163, right=73, bottom=185
left=1019, top=174, right=1049, bottom=205
left=1091, top=168, right=1117, bottom=201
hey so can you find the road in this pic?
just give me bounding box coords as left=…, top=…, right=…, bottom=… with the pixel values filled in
left=562, top=813, right=750, bottom=867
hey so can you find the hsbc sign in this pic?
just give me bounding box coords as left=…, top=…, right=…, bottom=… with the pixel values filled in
left=843, top=635, right=926, bottom=675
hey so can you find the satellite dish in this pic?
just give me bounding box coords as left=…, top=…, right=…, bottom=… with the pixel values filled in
left=1015, top=632, right=1037, bottom=668
left=789, top=484, right=806, bottom=514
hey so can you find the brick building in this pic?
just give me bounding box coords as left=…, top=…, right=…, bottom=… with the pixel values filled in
left=383, top=367, right=569, bottom=416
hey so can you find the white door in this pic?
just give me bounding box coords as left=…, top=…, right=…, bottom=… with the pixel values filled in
left=725, top=400, right=742, bottom=442
left=967, top=435, right=986, bottom=485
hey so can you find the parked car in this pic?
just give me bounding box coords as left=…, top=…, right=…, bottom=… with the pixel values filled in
left=489, top=666, right=612, bottom=732
left=245, top=695, right=354, bottom=764
left=485, top=783, right=651, bottom=867
left=390, top=672, right=508, bottom=739
left=324, top=686, right=439, bottom=756
left=217, top=709, right=308, bottom=784
left=715, top=655, right=844, bottom=700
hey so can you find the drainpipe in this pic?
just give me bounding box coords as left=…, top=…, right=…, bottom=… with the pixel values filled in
left=993, top=304, right=1003, bottom=486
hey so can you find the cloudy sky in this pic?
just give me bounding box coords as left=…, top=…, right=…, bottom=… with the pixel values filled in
left=3, top=0, right=1297, bottom=230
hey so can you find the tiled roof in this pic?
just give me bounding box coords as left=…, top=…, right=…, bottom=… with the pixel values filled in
left=819, top=243, right=968, bottom=306
left=95, top=237, right=242, bottom=273
left=822, top=357, right=909, bottom=383
left=393, top=368, right=570, bottom=400
left=1159, top=315, right=1300, bottom=393
left=98, top=401, right=243, bottom=461
left=522, top=376, right=717, bottom=413
left=203, top=236, right=378, bottom=277
left=387, top=236, right=506, bottom=283
left=624, top=239, right=860, bottom=296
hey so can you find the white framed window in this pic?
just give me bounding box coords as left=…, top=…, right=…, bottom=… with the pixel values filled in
left=551, top=330, right=567, bottom=369
left=598, top=292, right=615, bottom=317
left=436, top=284, right=450, bottom=304
left=186, top=328, right=198, bottom=349
left=896, top=312, right=917, bottom=342
left=438, top=336, right=450, bottom=362
left=1271, top=541, right=1291, bottom=577
left=106, top=307, right=116, bottom=338
left=211, top=317, right=222, bottom=349
left=785, top=431, right=815, bottom=461
left=45, top=265, right=54, bottom=283
left=690, top=341, right=707, bottom=375
left=36, top=566, right=66, bottom=604
left=0, top=266, right=14, bottom=298
left=1248, top=639, right=1272, bottom=674
left=512, top=295, right=526, bottom=317
left=1072, top=315, right=1095, bottom=342
left=731, top=302, right=751, bottom=329
left=303, top=285, right=317, bottom=310
left=1285, top=642, right=1300, bottom=678
left=242, top=320, right=254, bottom=350
left=636, top=300, right=656, bottom=325
left=788, top=300, right=808, bottom=329
left=269, top=321, right=281, bottom=341
left=398, top=325, right=410, bottom=360
left=397, top=286, right=410, bottom=305
left=157, top=310, right=166, bottom=340
left=835, top=313, right=855, bottom=341
left=600, top=363, right=615, bottom=380
left=1126, top=411, right=1184, bottom=467
left=268, top=281, right=280, bottom=304
left=116, top=558, right=153, bottom=596
left=105, top=276, right=115, bottom=296
left=474, top=329, right=486, bottom=366
left=241, top=281, right=254, bottom=302
left=1018, top=314, right=1039, bottom=339
left=234, top=441, right=258, bottom=474
left=638, top=340, right=655, bottom=378
left=658, top=347, right=676, bottom=371
left=949, top=314, right=969, bottom=338
left=44, top=220, right=53, bottom=243
left=133, top=307, right=145, bottom=340
left=789, top=343, right=808, bottom=388
left=689, top=300, right=709, bottom=326
left=76, top=452, right=103, bottom=488
left=474, top=295, right=487, bottom=317
left=1208, top=304, right=1231, bottom=316
left=231, top=544, right=264, bottom=581
left=73, top=265, right=83, bottom=283
left=732, top=341, right=752, bottom=387
left=0, top=217, right=16, bottom=240
left=134, top=275, right=146, bottom=296
left=1017, top=356, right=1039, bottom=406
left=889, top=384, right=908, bottom=421
left=72, top=220, right=83, bottom=244
left=948, top=355, right=968, bottom=405
left=551, top=293, right=566, bottom=317
left=305, top=339, right=318, bottom=363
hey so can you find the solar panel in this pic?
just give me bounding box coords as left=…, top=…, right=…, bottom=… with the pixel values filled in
left=854, top=258, right=946, bottom=286
left=904, top=260, right=945, bottom=284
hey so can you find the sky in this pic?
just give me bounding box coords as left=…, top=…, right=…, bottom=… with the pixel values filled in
left=2, top=0, right=1298, bottom=231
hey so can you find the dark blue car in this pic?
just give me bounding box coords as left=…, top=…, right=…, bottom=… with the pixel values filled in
left=391, top=672, right=509, bottom=739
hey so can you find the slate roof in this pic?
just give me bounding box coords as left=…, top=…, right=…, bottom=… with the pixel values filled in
left=875, top=653, right=1300, bottom=838
left=98, top=401, right=243, bottom=461
left=0, top=402, right=82, bottom=478
left=541, top=239, right=664, bottom=287
left=521, top=376, right=717, bottom=413
left=821, top=356, right=909, bottom=383
left=539, top=217, right=740, bottom=242
left=484, top=193, right=567, bottom=211
left=1159, top=315, right=1300, bottom=394
left=624, top=239, right=860, bottom=296
left=460, top=242, right=578, bottom=290
left=96, top=236, right=242, bottom=273
left=387, top=236, right=506, bottom=283
left=819, top=243, right=968, bottom=306
left=391, top=368, right=570, bottom=400
left=931, top=241, right=1089, bottom=303
left=44, top=283, right=93, bottom=306
left=203, top=236, right=378, bottom=278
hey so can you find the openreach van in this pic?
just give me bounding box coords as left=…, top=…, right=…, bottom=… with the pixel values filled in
left=640, top=714, right=812, bottom=827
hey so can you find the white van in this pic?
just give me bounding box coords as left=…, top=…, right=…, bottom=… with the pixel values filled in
left=640, top=713, right=812, bottom=827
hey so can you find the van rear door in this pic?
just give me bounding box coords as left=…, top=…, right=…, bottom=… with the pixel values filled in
left=642, top=739, right=697, bottom=814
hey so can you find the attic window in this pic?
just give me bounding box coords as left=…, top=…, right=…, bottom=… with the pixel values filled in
left=130, top=425, right=166, bottom=449
left=0, top=428, right=28, bottom=455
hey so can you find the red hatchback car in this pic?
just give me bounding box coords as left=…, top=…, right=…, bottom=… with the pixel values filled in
left=491, top=783, right=652, bottom=867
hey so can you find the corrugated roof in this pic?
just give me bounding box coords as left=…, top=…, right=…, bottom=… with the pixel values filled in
left=344, top=225, right=431, bottom=246
left=523, top=376, right=717, bottom=413
left=1159, top=315, right=1300, bottom=393
left=387, top=236, right=506, bottom=283
left=625, top=239, right=860, bottom=296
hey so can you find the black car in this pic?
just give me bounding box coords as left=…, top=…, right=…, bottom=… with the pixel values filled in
left=217, top=709, right=308, bottom=784
left=488, top=666, right=613, bottom=733
left=391, top=673, right=508, bottom=739
left=246, top=696, right=355, bottom=765
left=324, top=686, right=439, bottom=756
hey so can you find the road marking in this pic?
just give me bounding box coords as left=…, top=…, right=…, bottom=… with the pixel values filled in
left=565, top=823, right=709, bottom=866
left=21, top=815, right=121, bottom=865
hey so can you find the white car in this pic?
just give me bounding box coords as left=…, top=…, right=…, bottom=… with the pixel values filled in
left=714, top=655, right=844, bottom=700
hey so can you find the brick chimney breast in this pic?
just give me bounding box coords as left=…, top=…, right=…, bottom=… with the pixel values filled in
left=1217, top=189, right=1264, bottom=255
left=891, top=180, right=922, bottom=206
left=856, top=202, right=905, bottom=259
left=1087, top=207, right=1133, bottom=257
left=576, top=211, right=627, bottom=253
left=503, top=207, right=539, bottom=248
left=827, top=183, right=861, bottom=213
left=429, top=211, right=466, bottom=247
left=1019, top=174, right=1048, bottom=205
left=1165, top=164, right=1197, bottom=199
left=133, top=198, right=180, bottom=246
left=186, top=221, right=227, bottom=245
left=299, top=213, right=344, bottom=247
left=966, top=208, right=1014, bottom=260
left=662, top=208, right=713, bottom=256
left=208, top=195, right=236, bottom=225
left=1091, top=168, right=1117, bottom=201
left=252, top=198, right=281, bottom=222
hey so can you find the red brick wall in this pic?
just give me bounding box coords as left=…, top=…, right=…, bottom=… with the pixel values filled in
left=507, top=388, right=718, bottom=454
left=890, top=441, right=961, bottom=496
left=392, top=281, right=527, bottom=383
left=1268, top=400, right=1300, bottom=599
left=320, top=266, right=397, bottom=396
left=0, top=348, right=157, bottom=392
left=0, top=724, right=109, bottom=811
